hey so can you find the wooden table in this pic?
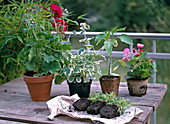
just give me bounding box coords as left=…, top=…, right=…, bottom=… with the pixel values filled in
left=0, top=78, right=167, bottom=124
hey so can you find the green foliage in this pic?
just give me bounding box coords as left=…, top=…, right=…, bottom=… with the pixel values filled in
left=95, top=27, right=132, bottom=76
left=0, top=0, right=26, bottom=84
left=55, top=23, right=105, bottom=84
left=89, top=92, right=132, bottom=114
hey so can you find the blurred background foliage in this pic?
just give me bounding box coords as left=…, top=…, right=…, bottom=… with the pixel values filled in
left=0, top=0, right=170, bottom=123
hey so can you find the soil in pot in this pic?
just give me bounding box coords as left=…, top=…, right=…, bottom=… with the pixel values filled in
left=73, top=98, right=91, bottom=111
left=23, top=72, right=54, bottom=102
left=99, top=75, right=120, bottom=96
left=87, top=101, right=106, bottom=115
left=127, top=78, right=148, bottom=97
left=67, top=80, right=92, bottom=98
left=100, top=104, right=120, bottom=119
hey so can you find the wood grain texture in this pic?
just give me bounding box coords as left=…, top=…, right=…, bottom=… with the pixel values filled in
left=0, top=78, right=167, bottom=124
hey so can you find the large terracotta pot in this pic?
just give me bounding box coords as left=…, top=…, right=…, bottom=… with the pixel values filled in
left=23, top=73, right=54, bottom=102
left=99, top=75, right=120, bottom=96
left=67, top=80, right=92, bottom=98
left=127, top=78, right=148, bottom=97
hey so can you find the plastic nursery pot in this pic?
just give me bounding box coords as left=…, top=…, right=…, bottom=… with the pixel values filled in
left=67, top=80, right=92, bottom=98
left=127, top=78, right=148, bottom=97
left=99, top=75, right=120, bottom=96
left=23, top=73, right=54, bottom=102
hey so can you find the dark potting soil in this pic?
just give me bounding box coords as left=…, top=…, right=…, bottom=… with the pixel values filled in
left=87, top=101, right=106, bottom=115
left=24, top=71, right=51, bottom=77
left=73, top=98, right=91, bottom=111
left=101, top=75, right=119, bottom=79
left=100, top=104, right=120, bottom=119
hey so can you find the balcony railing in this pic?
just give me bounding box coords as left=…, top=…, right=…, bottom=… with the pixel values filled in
left=64, top=32, right=170, bottom=124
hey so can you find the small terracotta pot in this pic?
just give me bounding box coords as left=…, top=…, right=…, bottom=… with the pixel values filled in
left=127, top=78, right=148, bottom=97
left=23, top=73, right=54, bottom=102
left=99, top=75, right=120, bottom=96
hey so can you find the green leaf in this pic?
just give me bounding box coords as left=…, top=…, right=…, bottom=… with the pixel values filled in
left=140, top=69, right=149, bottom=78
left=26, top=62, right=34, bottom=71
left=117, top=27, right=126, bottom=31
left=55, top=75, right=66, bottom=85
left=151, top=62, right=157, bottom=71
left=76, top=76, right=81, bottom=83
left=118, top=34, right=132, bottom=45
left=104, top=41, right=113, bottom=57
left=78, top=48, right=85, bottom=55
left=112, top=65, right=119, bottom=72
left=96, top=66, right=101, bottom=75
left=87, top=45, right=94, bottom=49
left=68, top=75, right=74, bottom=83
left=95, top=33, right=106, bottom=45
left=111, top=26, right=119, bottom=34
left=125, top=74, right=134, bottom=79
left=64, top=67, right=71, bottom=76
left=105, top=31, right=110, bottom=41
left=117, top=60, right=126, bottom=67
left=44, top=55, right=55, bottom=63
left=0, top=72, right=5, bottom=78
left=74, top=66, right=80, bottom=73
left=141, top=52, right=147, bottom=60
left=17, top=36, right=24, bottom=44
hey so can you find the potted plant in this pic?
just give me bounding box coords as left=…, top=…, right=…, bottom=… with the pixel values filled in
left=18, top=1, right=72, bottom=101
left=121, top=43, right=157, bottom=96
left=55, top=23, right=105, bottom=98
left=95, top=27, right=132, bottom=96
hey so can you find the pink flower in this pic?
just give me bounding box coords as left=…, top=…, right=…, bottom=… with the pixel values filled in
left=122, top=48, right=131, bottom=62
left=45, top=8, right=48, bottom=11
left=123, top=48, right=131, bottom=58
left=31, top=8, right=33, bottom=11
left=137, top=43, right=144, bottom=48
left=36, top=3, right=38, bottom=6
left=40, top=5, right=43, bottom=7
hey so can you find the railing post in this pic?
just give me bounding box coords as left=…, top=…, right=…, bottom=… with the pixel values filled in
left=129, top=39, right=133, bottom=52
left=152, top=39, right=157, bottom=124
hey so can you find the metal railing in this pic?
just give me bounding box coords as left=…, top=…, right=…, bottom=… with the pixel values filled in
left=65, top=31, right=170, bottom=124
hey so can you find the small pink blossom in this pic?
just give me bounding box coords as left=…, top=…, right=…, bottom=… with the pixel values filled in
left=123, top=48, right=131, bottom=58
left=36, top=3, right=38, bottom=6
left=31, top=8, right=33, bottom=11
left=122, top=57, right=126, bottom=61
left=40, top=5, right=43, bottom=7
left=137, top=43, right=144, bottom=48
left=126, top=59, right=129, bottom=62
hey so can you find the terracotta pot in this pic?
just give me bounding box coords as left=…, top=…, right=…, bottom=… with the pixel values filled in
left=127, top=78, right=148, bottom=97
left=99, top=75, right=120, bottom=96
left=23, top=73, right=54, bottom=102
left=67, top=80, right=92, bottom=98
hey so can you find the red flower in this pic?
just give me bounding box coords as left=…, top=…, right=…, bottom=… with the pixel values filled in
left=136, top=54, right=140, bottom=56
left=45, top=8, right=48, bottom=11
left=132, top=48, right=137, bottom=53
left=51, top=4, right=62, bottom=18
left=137, top=49, right=143, bottom=52
left=150, top=59, right=154, bottom=62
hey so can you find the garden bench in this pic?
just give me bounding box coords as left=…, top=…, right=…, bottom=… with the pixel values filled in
left=0, top=78, right=167, bottom=124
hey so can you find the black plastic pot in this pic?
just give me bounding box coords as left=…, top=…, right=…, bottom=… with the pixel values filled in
left=67, top=80, right=92, bottom=98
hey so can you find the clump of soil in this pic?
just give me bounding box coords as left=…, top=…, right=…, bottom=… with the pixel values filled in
left=87, top=101, right=106, bottom=115
left=100, top=104, right=120, bottom=119
left=73, top=98, right=91, bottom=111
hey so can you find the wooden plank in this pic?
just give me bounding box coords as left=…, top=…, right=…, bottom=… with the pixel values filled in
left=0, top=78, right=167, bottom=124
